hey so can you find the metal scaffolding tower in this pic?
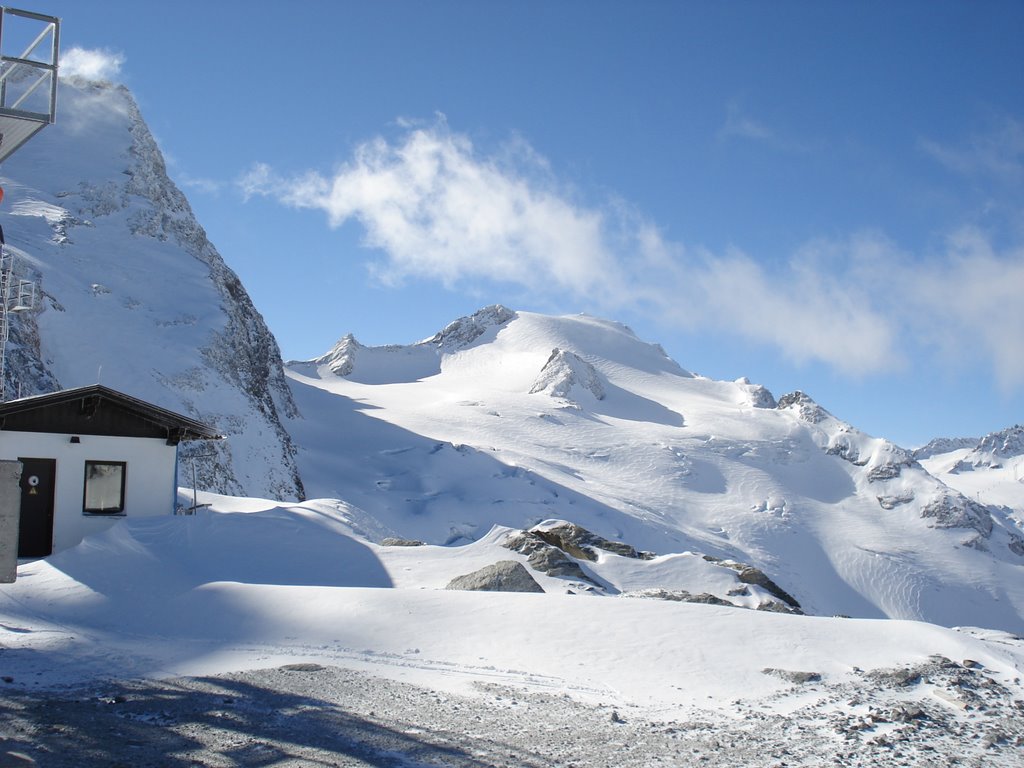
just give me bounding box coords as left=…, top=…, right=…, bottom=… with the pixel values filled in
left=0, top=7, right=58, bottom=401
left=0, top=250, right=32, bottom=400
left=0, top=7, right=59, bottom=164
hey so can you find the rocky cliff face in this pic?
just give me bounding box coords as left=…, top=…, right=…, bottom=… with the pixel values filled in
left=0, top=77, right=303, bottom=500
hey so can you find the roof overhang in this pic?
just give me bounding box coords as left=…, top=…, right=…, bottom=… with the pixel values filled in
left=0, top=385, right=222, bottom=444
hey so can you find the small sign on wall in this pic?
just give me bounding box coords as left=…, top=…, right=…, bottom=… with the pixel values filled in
left=0, top=460, right=22, bottom=582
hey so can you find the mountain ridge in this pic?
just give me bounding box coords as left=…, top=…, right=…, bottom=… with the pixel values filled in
left=3, top=76, right=1021, bottom=633
left=285, top=307, right=1024, bottom=632
left=1, top=77, right=304, bottom=499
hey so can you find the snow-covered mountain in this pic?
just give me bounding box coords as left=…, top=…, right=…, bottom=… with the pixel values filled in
left=917, top=425, right=1024, bottom=526
left=0, top=77, right=303, bottom=499
left=5, top=76, right=1021, bottom=634
left=286, top=307, right=1024, bottom=633
left=2, top=77, right=1023, bottom=764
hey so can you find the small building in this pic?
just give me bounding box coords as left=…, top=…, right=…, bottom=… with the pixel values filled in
left=0, top=384, right=220, bottom=557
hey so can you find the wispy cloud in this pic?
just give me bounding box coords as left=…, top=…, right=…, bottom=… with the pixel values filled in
left=177, top=173, right=224, bottom=195
left=241, top=122, right=1024, bottom=386
left=921, top=117, right=1024, bottom=186
left=61, top=47, right=125, bottom=83
left=718, top=102, right=772, bottom=142
left=240, top=125, right=628, bottom=305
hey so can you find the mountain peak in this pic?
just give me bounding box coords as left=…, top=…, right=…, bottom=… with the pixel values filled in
left=529, top=348, right=606, bottom=403
left=975, top=424, right=1024, bottom=460
left=1, top=77, right=304, bottom=499
left=776, top=390, right=830, bottom=423
left=425, top=304, right=516, bottom=351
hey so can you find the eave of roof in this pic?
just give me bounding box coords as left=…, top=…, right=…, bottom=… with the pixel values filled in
left=0, top=384, right=222, bottom=441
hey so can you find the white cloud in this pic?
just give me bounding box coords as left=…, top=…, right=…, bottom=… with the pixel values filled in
left=242, top=123, right=1024, bottom=385
left=177, top=173, right=223, bottom=195
left=61, top=47, right=125, bottom=82
left=892, top=229, right=1024, bottom=390
left=921, top=117, right=1024, bottom=186
left=243, top=127, right=628, bottom=305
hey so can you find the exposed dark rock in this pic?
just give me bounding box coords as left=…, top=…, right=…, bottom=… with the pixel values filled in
left=890, top=704, right=926, bottom=723
left=701, top=555, right=802, bottom=612
left=866, top=455, right=917, bottom=482
left=762, top=668, right=822, bottom=684
left=445, top=560, right=544, bottom=593
left=877, top=493, right=914, bottom=510
left=623, top=589, right=733, bottom=607
left=727, top=564, right=801, bottom=611
left=920, top=493, right=994, bottom=537
left=962, top=535, right=989, bottom=552
left=826, top=433, right=866, bottom=465
left=427, top=305, right=515, bottom=351
left=528, top=521, right=654, bottom=562
left=912, top=436, right=979, bottom=461
left=734, top=378, right=777, bottom=409
left=503, top=530, right=598, bottom=585
left=1008, top=535, right=1024, bottom=557
left=529, top=348, right=606, bottom=402
left=867, top=666, right=922, bottom=687
left=826, top=432, right=917, bottom=482
left=380, top=538, right=426, bottom=547
left=755, top=600, right=802, bottom=615
left=315, top=334, right=360, bottom=377
left=777, top=391, right=829, bottom=423
left=973, top=424, right=1024, bottom=460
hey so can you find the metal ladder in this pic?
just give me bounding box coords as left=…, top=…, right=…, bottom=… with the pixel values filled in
left=0, top=246, right=35, bottom=401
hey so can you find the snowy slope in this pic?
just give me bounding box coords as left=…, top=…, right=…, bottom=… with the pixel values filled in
left=286, top=307, right=1024, bottom=633
left=0, top=77, right=303, bottom=499
left=1, top=495, right=1021, bottom=714
left=918, top=425, right=1024, bottom=524
left=3, top=494, right=1022, bottom=765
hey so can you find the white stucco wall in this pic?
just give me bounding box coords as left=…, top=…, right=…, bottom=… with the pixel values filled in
left=0, top=431, right=177, bottom=553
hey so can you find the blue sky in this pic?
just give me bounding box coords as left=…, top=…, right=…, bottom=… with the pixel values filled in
left=29, top=1, right=1024, bottom=446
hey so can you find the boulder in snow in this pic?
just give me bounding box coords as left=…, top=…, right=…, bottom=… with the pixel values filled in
left=445, top=560, right=544, bottom=593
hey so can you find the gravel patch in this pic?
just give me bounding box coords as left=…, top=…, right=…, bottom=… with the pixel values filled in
left=0, top=660, right=1021, bottom=767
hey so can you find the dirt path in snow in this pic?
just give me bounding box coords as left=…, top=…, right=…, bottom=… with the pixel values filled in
left=0, top=662, right=1021, bottom=767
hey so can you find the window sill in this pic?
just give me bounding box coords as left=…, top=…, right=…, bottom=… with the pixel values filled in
left=83, top=511, right=126, bottom=517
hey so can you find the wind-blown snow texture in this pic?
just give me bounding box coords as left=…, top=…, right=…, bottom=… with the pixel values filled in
left=288, top=307, right=1024, bottom=633
left=0, top=77, right=303, bottom=499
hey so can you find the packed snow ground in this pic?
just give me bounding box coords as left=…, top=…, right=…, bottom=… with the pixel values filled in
left=2, top=496, right=1023, bottom=765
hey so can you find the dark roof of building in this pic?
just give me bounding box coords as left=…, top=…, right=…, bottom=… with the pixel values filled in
left=0, top=385, right=222, bottom=444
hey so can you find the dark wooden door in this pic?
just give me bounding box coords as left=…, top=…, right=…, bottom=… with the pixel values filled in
left=17, top=457, right=56, bottom=557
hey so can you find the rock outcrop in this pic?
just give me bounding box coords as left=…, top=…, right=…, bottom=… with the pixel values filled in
left=2, top=78, right=304, bottom=499
left=445, top=560, right=544, bottom=593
